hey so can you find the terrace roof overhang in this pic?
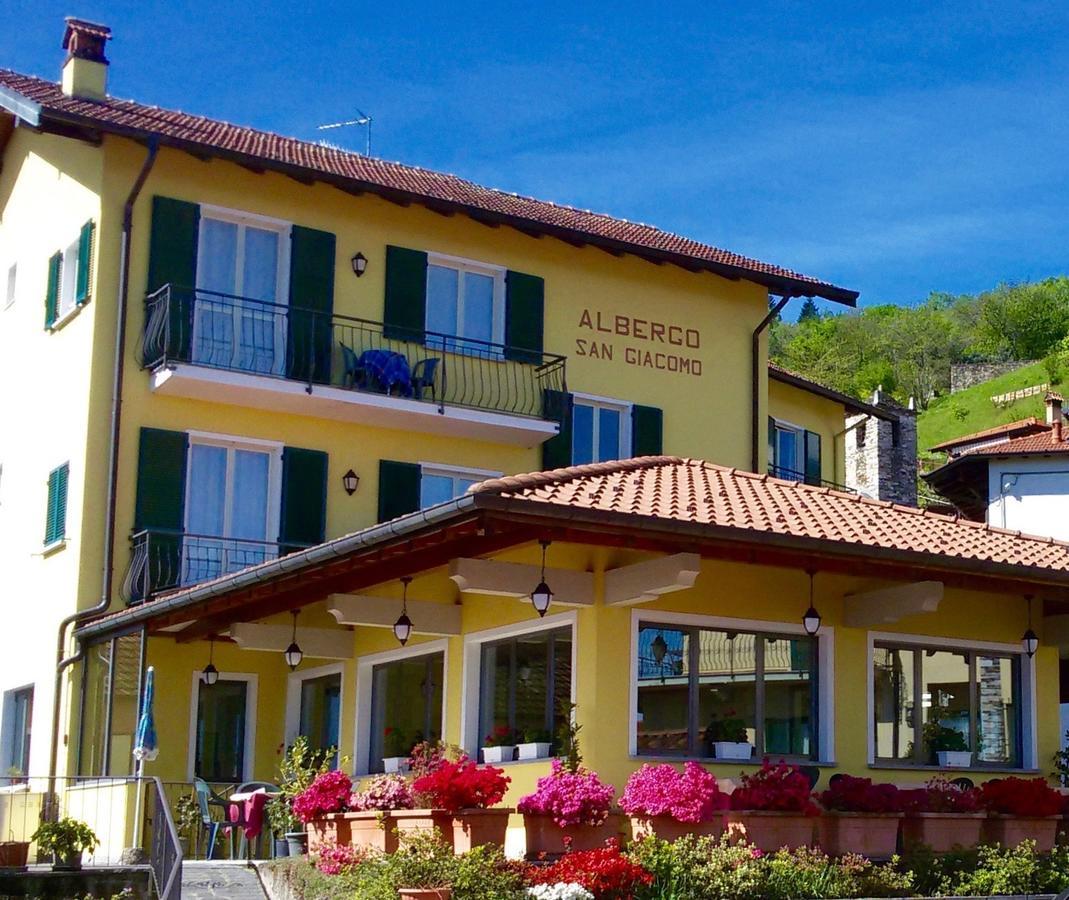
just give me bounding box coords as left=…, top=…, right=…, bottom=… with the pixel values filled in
left=76, top=487, right=1069, bottom=645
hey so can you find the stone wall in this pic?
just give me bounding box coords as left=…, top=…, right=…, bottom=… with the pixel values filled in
left=951, top=360, right=1034, bottom=393
left=844, top=389, right=918, bottom=506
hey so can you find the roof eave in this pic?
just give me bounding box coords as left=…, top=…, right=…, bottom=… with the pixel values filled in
left=768, top=367, right=894, bottom=419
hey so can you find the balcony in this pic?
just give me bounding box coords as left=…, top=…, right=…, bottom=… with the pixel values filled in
left=121, top=529, right=306, bottom=604
left=140, top=286, right=567, bottom=446
left=768, top=465, right=860, bottom=495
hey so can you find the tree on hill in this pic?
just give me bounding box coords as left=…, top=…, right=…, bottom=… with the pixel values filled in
left=797, top=297, right=821, bottom=323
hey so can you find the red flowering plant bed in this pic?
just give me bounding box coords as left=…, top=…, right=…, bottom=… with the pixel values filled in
left=725, top=760, right=818, bottom=853
left=410, top=756, right=513, bottom=853
left=525, top=838, right=653, bottom=900
left=620, top=762, right=729, bottom=841
left=898, top=776, right=985, bottom=853
left=517, top=758, right=622, bottom=855
left=980, top=776, right=1063, bottom=852
left=816, top=775, right=902, bottom=859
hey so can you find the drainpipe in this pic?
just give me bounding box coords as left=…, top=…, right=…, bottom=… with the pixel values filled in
left=48, top=139, right=158, bottom=783
left=751, top=295, right=793, bottom=473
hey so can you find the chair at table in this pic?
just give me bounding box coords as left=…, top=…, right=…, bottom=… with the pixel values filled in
left=411, top=357, right=440, bottom=402
left=194, top=778, right=246, bottom=860
left=340, top=343, right=368, bottom=389
left=798, top=765, right=821, bottom=790
left=234, top=781, right=281, bottom=860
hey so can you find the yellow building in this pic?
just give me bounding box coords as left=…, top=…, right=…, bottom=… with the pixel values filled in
left=2, top=18, right=1067, bottom=856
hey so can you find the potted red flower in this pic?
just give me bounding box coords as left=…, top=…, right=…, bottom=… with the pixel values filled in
left=620, top=762, right=729, bottom=842
left=899, top=776, right=985, bottom=852
left=980, top=776, right=1063, bottom=852
left=481, top=725, right=517, bottom=764
left=517, top=758, right=623, bottom=856
left=294, top=770, right=355, bottom=852
left=724, top=760, right=818, bottom=852
left=816, top=775, right=901, bottom=858
left=409, top=756, right=512, bottom=853
left=524, top=839, right=653, bottom=898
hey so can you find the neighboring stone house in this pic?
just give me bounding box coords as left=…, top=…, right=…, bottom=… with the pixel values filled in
left=844, top=388, right=919, bottom=506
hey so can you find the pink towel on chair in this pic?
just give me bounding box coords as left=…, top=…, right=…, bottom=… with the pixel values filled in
left=228, top=789, right=267, bottom=841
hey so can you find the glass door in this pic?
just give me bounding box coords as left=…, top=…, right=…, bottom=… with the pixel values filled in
left=299, top=672, right=342, bottom=764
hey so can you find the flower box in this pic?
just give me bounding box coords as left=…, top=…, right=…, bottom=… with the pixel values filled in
left=817, top=812, right=902, bottom=859
left=306, top=812, right=353, bottom=853
left=982, top=814, right=1060, bottom=853
left=383, top=757, right=411, bottom=774
left=900, top=812, right=985, bottom=852
left=450, top=807, right=513, bottom=853
left=516, top=742, right=552, bottom=761
left=398, top=890, right=452, bottom=900
left=725, top=811, right=815, bottom=852
left=0, top=841, right=29, bottom=870
left=481, top=745, right=515, bottom=764
left=523, top=812, right=628, bottom=857
left=713, top=741, right=753, bottom=761
left=630, top=814, right=724, bottom=843
left=392, top=808, right=456, bottom=849
left=936, top=750, right=972, bottom=768
left=345, top=810, right=401, bottom=854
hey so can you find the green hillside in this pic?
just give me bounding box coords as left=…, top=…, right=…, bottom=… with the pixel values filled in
left=918, top=361, right=1053, bottom=458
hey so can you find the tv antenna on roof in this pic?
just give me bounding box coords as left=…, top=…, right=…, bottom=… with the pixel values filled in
left=318, top=109, right=373, bottom=156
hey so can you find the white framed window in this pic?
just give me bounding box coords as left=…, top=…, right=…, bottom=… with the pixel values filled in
left=769, top=417, right=804, bottom=480
left=355, top=640, right=449, bottom=776
left=194, top=206, right=292, bottom=375
left=629, top=610, right=835, bottom=763
left=868, top=631, right=1036, bottom=770
left=4, top=263, right=15, bottom=309
left=58, top=238, right=80, bottom=319
left=182, top=434, right=283, bottom=585
left=460, top=612, right=577, bottom=758
left=572, top=393, right=632, bottom=465
left=419, top=463, right=501, bottom=508
left=187, top=671, right=258, bottom=782
left=1, top=685, right=33, bottom=783
left=285, top=662, right=344, bottom=765
left=425, top=253, right=505, bottom=349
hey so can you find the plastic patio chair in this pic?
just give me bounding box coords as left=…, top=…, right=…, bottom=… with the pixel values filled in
left=194, top=778, right=246, bottom=860
left=411, top=357, right=440, bottom=401
left=340, top=343, right=367, bottom=389
left=798, top=765, right=821, bottom=790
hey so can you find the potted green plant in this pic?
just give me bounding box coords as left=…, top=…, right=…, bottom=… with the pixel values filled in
left=703, top=708, right=753, bottom=761
left=31, top=817, right=98, bottom=871
left=480, top=725, right=517, bottom=764
left=173, top=792, right=201, bottom=857
left=924, top=713, right=971, bottom=767
left=517, top=728, right=553, bottom=761
left=274, top=735, right=342, bottom=855
left=265, top=794, right=299, bottom=857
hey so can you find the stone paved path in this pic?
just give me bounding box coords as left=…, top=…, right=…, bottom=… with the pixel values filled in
left=181, top=861, right=267, bottom=899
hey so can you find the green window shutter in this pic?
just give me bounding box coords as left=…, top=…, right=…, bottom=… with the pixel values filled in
left=804, top=430, right=822, bottom=486
left=279, top=447, right=329, bottom=553
left=147, top=196, right=200, bottom=362
left=75, top=219, right=95, bottom=305
left=44, top=463, right=69, bottom=545
left=378, top=460, right=422, bottom=523
left=504, top=270, right=544, bottom=363
left=541, top=390, right=574, bottom=470
left=133, top=427, right=189, bottom=531
left=768, top=417, right=777, bottom=473
left=631, top=405, right=664, bottom=457
left=45, top=251, right=61, bottom=329
left=383, top=246, right=427, bottom=342
left=287, top=225, right=337, bottom=384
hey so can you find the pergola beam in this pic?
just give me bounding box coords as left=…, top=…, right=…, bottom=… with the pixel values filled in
left=229, top=622, right=353, bottom=659
left=327, top=594, right=461, bottom=635
left=448, top=557, right=594, bottom=606
left=604, top=553, right=701, bottom=606
left=843, top=581, right=943, bottom=627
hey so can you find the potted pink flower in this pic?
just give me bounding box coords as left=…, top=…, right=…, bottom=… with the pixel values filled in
left=621, top=762, right=729, bottom=842
left=340, top=774, right=415, bottom=853
left=725, top=760, right=819, bottom=852
left=294, top=770, right=354, bottom=852
left=817, top=775, right=901, bottom=858
left=980, top=776, right=1063, bottom=852
left=517, top=758, right=621, bottom=856
left=898, top=776, right=985, bottom=852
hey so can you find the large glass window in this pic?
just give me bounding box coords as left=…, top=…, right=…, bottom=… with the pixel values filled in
left=872, top=641, right=1022, bottom=767
left=478, top=627, right=572, bottom=748
left=2, top=687, right=32, bottom=782
left=419, top=465, right=498, bottom=508
left=426, top=257, right=503, bottom=350
left=195, top=678, right=249, bottom=783
left=369, top=652, right=444, bottom=772
left=299, top=672, right=342, bottom=761
left=572, top=398, right=631, bottom=465
left=636, top=622, right=816, bottom=759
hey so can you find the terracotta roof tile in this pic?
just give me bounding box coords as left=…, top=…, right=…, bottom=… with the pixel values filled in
left=470, top=456, right=1069, bottom=572
left=958, top=430, right=1069, bottom=457
left=930, top=418, right=1047, bottom=452
left=0, top=68, right=857, bottom=302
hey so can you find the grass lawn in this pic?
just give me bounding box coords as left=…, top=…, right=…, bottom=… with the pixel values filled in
left=918, top=361, right=1057, bottom=459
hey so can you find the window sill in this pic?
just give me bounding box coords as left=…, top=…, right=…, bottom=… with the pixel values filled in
left=868, top=762, right=1038, bottom=775
left=48, top=300, right=87, bottom=333
left=632, top=754, right=835, bottom=767
left=42, top=539, right=68, bottom=557
left=0, top=782, right=29, bottom=794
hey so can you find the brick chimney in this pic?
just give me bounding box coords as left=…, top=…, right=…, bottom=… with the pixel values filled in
left=61, top=18, right=111, bottom=100
left=1046, top=391, right=1064, bottom=444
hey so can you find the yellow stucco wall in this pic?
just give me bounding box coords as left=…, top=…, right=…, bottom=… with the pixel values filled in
left=767, top=378, right=847, bottom=485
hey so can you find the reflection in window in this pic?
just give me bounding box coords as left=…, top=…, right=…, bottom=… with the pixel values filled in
left=299, top=672, right=341, bottom=762
left=873, top=646, right=915, bottom=761
left=369, top=653, right=443, bottom=772
left=572, top=399, right=629, bottom=466
left=195, top=679, right=248, bottom=783
left=636, top=622, right=815, bottom=759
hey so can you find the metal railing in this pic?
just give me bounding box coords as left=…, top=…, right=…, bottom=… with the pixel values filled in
left=0, top=775, right=181, bottom=897
left=121, top=529, right=309, bottom=604
left=141, top=285, right=567, bottom=421
left=768, top=464, right=860, bottom=494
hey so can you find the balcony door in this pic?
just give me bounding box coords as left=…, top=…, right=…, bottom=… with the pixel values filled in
left=182, top=438, right=282, bottom=585
left=194, top=208, right=291, bottom=376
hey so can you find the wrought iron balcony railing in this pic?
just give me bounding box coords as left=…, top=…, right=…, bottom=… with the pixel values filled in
left=141, top=285, right=567, bottom=421
left=768, top=465, right=860, bottom=494
left=121, top=529, right=308, bottom=604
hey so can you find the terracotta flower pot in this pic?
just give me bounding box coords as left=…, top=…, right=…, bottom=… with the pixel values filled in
left=982, top=814, right=1060, bottom=853
left=817, top=812, right=902, bottom=858
left=523, top=812, right=628, bottom=857
left=1058, top=816, right=1069, bottom=846
left=629, top=814, right=724, bottom=843
left=901, top=812, right=985, bottom=853
left=398, top=889, right=452, bottom=899
left=306, top=813, right=352, bottom=853
left=450, top=808, right=513, bottom=854
left=345, top=810, right=400, bottom=853
left=392, top=809, right=456, bottom=850
left=725, top=811, right=815, bottom=852
left=0, top=841, right=29, bottom=870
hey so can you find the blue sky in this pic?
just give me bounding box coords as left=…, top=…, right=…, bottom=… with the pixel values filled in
left=4, top=1, right=1069, bottom=313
